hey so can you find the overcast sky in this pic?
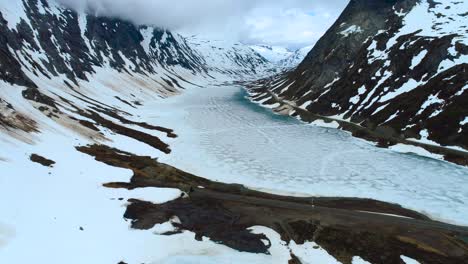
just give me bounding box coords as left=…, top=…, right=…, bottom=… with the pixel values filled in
left=58, top=0, right=349, bottom=49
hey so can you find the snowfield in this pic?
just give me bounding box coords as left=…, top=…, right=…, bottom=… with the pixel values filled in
left=1, top=78, right=442, bottom=264
left=0, top=0, right=467, bottom=263
left=249, top=45, right=293, bottom=63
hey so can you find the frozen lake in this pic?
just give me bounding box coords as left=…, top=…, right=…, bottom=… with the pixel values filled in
left=1, top=83, right=467, bottom=264
left=147, top=84, right=468, bottom=225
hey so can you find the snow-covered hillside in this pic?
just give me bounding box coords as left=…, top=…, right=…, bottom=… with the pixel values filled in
left=187, top=36, right=269, bottom=76
left=0, top=1, right=273, bottom=262
left=250, top=44, right=312, bottom=68
left=1, top=0, right=467, bottom=264
left=249, top=45, right=293, bottom=63
left=278, top=45, right=313, bottom=68
left=0, top=0, right=273, bottom=154
left=249, top=0, right=468, bottom=164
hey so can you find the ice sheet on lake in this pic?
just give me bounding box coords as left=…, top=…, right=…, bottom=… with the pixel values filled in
left=149, top=85, right=468, bottom=225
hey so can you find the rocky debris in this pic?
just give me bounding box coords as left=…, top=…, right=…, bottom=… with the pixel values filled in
left=30, top=154, right=55, bottom=167
left=114, top=96, right=136, bottom=109
left=77, top=144, right=468, bottom=264
left=0, top=98, right=38, bottom=133
left=87, top=107, right=178, bottom=138
left=77, top=120, right=100, bottom=132
left=79, top=110, right=171, bottom=154
left=22, top=87, right=58, bottom=108
left=30, top=87, right=175, bottom=154
left=288, top=253, right=302, bottom=264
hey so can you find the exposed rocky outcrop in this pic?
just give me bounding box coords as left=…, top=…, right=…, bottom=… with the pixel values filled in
left=30, top=153, right=55, bottom=167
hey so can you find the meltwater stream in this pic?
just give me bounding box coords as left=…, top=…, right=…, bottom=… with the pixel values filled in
left=147, top=85, right=468, bottom=225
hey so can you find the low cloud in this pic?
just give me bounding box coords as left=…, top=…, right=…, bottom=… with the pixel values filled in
left=57, top=0, right=348, bottom=49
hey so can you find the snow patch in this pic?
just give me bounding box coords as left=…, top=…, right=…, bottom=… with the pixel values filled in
left=460, top=117, right=468, bottom=126
left=340, top=25, right=363, bottom=37
left=389, top=144, right=444, bottom=160
left=379, top=78, right=424, bottom=102
left=310, top=119, right=340, bottom=129
left=410, top=50, right=427, bottom=69
left=401, top=255, right=421, bottom=264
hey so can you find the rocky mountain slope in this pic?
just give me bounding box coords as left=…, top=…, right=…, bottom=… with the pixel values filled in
left=249, top=0, right=468, bottom=164
left=0, top=0, right=271, bottom=148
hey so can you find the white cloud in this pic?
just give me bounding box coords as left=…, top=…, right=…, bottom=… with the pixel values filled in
left=57, top=0, right=348, bottom=49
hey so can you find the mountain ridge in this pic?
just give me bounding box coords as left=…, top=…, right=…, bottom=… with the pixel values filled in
left=0, top=0, right=272, bottom=145
left=248, top=0, right=468, bottom=165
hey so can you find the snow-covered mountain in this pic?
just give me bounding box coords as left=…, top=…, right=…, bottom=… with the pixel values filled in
left=250, top=44, right=312, bottom=68
left=187, top=36, right=269, bottom=76
left=1, top=1, right=468, bottom=264
left=0, top=0, right=272, bottom=150
left=249, top=0, right=468, bottom=165
left=249, top=45, right=293, bottom=63
left=277, top=45, right=313, bottom=68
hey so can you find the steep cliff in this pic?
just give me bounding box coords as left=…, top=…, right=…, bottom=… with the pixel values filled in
left=249, top=0, right=467, bottom=162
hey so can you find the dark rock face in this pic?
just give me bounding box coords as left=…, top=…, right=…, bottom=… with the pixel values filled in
left=292, top=0, right=410, bottom=96
left=0, top=0, right=268, bottom=92
left=0, top=0, right=270, bottom=145
left=251, top=0, right=467, bottom=153
left=0, top=11, right=36, bottom=88
left=0, top=97, right=38, bottom=132
left=30, top=153, right=55, bottom=167
left=0, top=0, right=205, bottom=90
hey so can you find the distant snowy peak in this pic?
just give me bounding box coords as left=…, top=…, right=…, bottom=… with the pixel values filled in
left=250, top=44, right=312, bottom=68
left=278, top=46, right=313, bottom=69
left=249, top=45, right=293, bottom=63
left=186, top=36, right=271, bottom=76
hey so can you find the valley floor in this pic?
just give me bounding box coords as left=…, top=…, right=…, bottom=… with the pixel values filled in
left=149, top=84, right=468, bottom=225
left=0, top=82, right=467, bottom=263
